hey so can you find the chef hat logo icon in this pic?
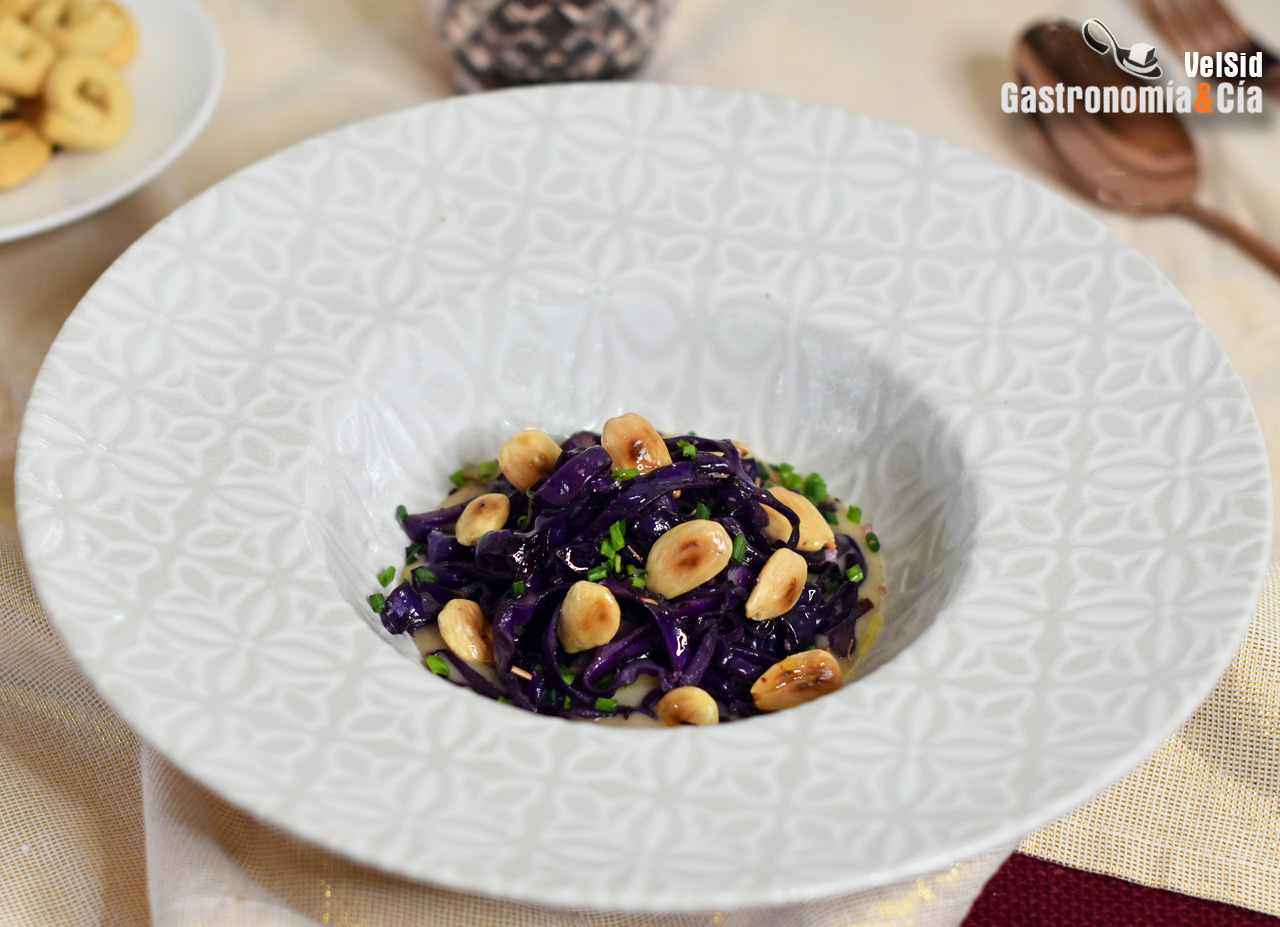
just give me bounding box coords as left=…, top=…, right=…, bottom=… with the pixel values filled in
left=1081, top=19, right=1163, bottom=79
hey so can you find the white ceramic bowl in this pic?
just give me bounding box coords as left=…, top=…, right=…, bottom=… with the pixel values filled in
left=16, top=84, right=1271, bottom=911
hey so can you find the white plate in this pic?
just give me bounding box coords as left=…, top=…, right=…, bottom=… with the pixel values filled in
left=0, top=0, right=223, bottom=244
left=15, top=84, right=1273, bottom=911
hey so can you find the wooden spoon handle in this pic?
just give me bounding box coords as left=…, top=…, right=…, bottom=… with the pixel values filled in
left=1174, top=201, right=1280, bottom=277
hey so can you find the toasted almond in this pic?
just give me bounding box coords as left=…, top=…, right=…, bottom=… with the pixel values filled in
left=437, top=599, right=494, bottom=664
left=655, top=686, right=720, bottom=726
left=601, top=412, right=672, bottom=474
left=455, top=492, right=510, bottom=546
left=645, top=520, right=733, bottom=599
left=744, top=548, right=808, bottom=620
left=750, top=650, right=843, bottom=712
left=497, top=429, right=562, bottom=491
left=762, top=486, right=835, bottom=551
left=558, top=580, right=621, bottom=653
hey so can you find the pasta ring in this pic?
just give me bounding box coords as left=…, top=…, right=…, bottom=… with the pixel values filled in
left=38, top=52, right=130, bottom=149
left=0, top=0, right=42, bottom=19
left=27, top=0, right=125, bottom=57
left=99, top=0, right=134, bottom=67
left=0, top=15, right=56, bottom=97
left=0, top=118, right=52, bottom=189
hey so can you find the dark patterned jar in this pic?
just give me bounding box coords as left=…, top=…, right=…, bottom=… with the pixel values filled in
left=429, top=0, right=671, bottom=92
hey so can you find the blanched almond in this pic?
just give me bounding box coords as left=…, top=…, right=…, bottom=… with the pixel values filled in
left=750, top=650, right=843, bottom=712
left=455, top=493, right=510, bottom=546
left=655, top=686, right=719, bottom=726
left=601, top=412, right=672, bottom=474
left=438, top=599, right=494, bottom=664
left=761, top=486, right=835, bottom=552
left=645, top=520, right=733, bottom=599
left=497, top=429, right=562, bottom=491
left=558, top=580, right=621, bottom=653
left=744, top=548, right=808, bottom=620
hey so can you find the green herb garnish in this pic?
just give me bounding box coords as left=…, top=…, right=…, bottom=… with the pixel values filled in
left=425, top=654, right=450, bottom=676
left=846, top=564, right=864, bottom=583
left=449, top=469, right=467, bottom=488
left=413, top=567, right=437, bottom=585
left=376, top=565, right=396, bottom=587
left=730, top=534, right=747, bottom=564
left=368, top=593, right=385, bottom=612
left=823, top=510, right=839, bottom=525
left=395, top=504, right=408, bottom=522
left=677, top=439, right=696, bottom=459
left=513, top=580, right=526, bottom=596
left=846, top=505, right=862, bottom=524
left=613, top=468, right=641, bottom=481
left=802, top=472, right=829, bottom=503
left=694, top=502, right=710, bottom=520
left=609, top=520, right=626, bottom=551
left=588, top=564, right=609, bottom=582
left=559, top=666, right=574, bottom=686
left=866, top=532, right=881, bottom=552
left=477, top=459, right=499, bottom=480
left=595, top=697, right=618, bottom=713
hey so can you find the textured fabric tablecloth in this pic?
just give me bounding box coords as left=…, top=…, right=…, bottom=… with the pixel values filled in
left=2, top=0, right=1280, bottom=924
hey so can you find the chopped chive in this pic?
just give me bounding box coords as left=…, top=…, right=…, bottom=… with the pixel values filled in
left=802, top=473, right=829, bottom=503
left=395, top=504, right=408, bottom=522
left=564, top=695, right=571, bottom=709
left=730, top=534, right=747, bottom=564
left=588, top=564, right=609, bottom=582
left=612, top=553, right=622, bottom=573
left=823, top=510, right=839, bottom=525
left=613, top=468, right=640, bottom=481
left=631, top=576, right=646, bottom=589
left=517, top=515, right=529, bottom=528
left=595, top=697, right=618, bottom=713
left=498, top=696, right=510, bottom=704
left=600, top=539, right=617, bottom=558
left=478, top=459, right=498, bottom=480
left=449, top=469, right=467, bottom=488
left=513, top=580, right=526, bottom=596
left=823, top=580, right=839, bottom=594
left=846, top=564, right=864, bottom=583
left=677, top=439, right=696, bottom=459
left=426, top=654, right=450, bottom=676
left=783, top=472, right=803, bottom=491
left=526, top=488, right=535, bottom=498
left=866, top=532, right=881, bottom=552
left=847, top=505, right=862, bottom=524
left=609, top=520, right=626, bottom=550
left=368, top=592, right=386, bottom=612
left=559, top=666, right=574, bottom=686
left=377, top=565, right=396, bottom=587
left=695, top=502, right=711, bottom=520
left=413, top=567, right=437, bottom=585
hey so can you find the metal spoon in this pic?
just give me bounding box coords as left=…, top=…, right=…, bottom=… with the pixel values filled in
left=1015, top=20, right=1280, bottom=275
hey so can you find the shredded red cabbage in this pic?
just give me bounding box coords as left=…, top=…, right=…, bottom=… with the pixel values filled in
left=378, top=430, right=874, bottom=723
